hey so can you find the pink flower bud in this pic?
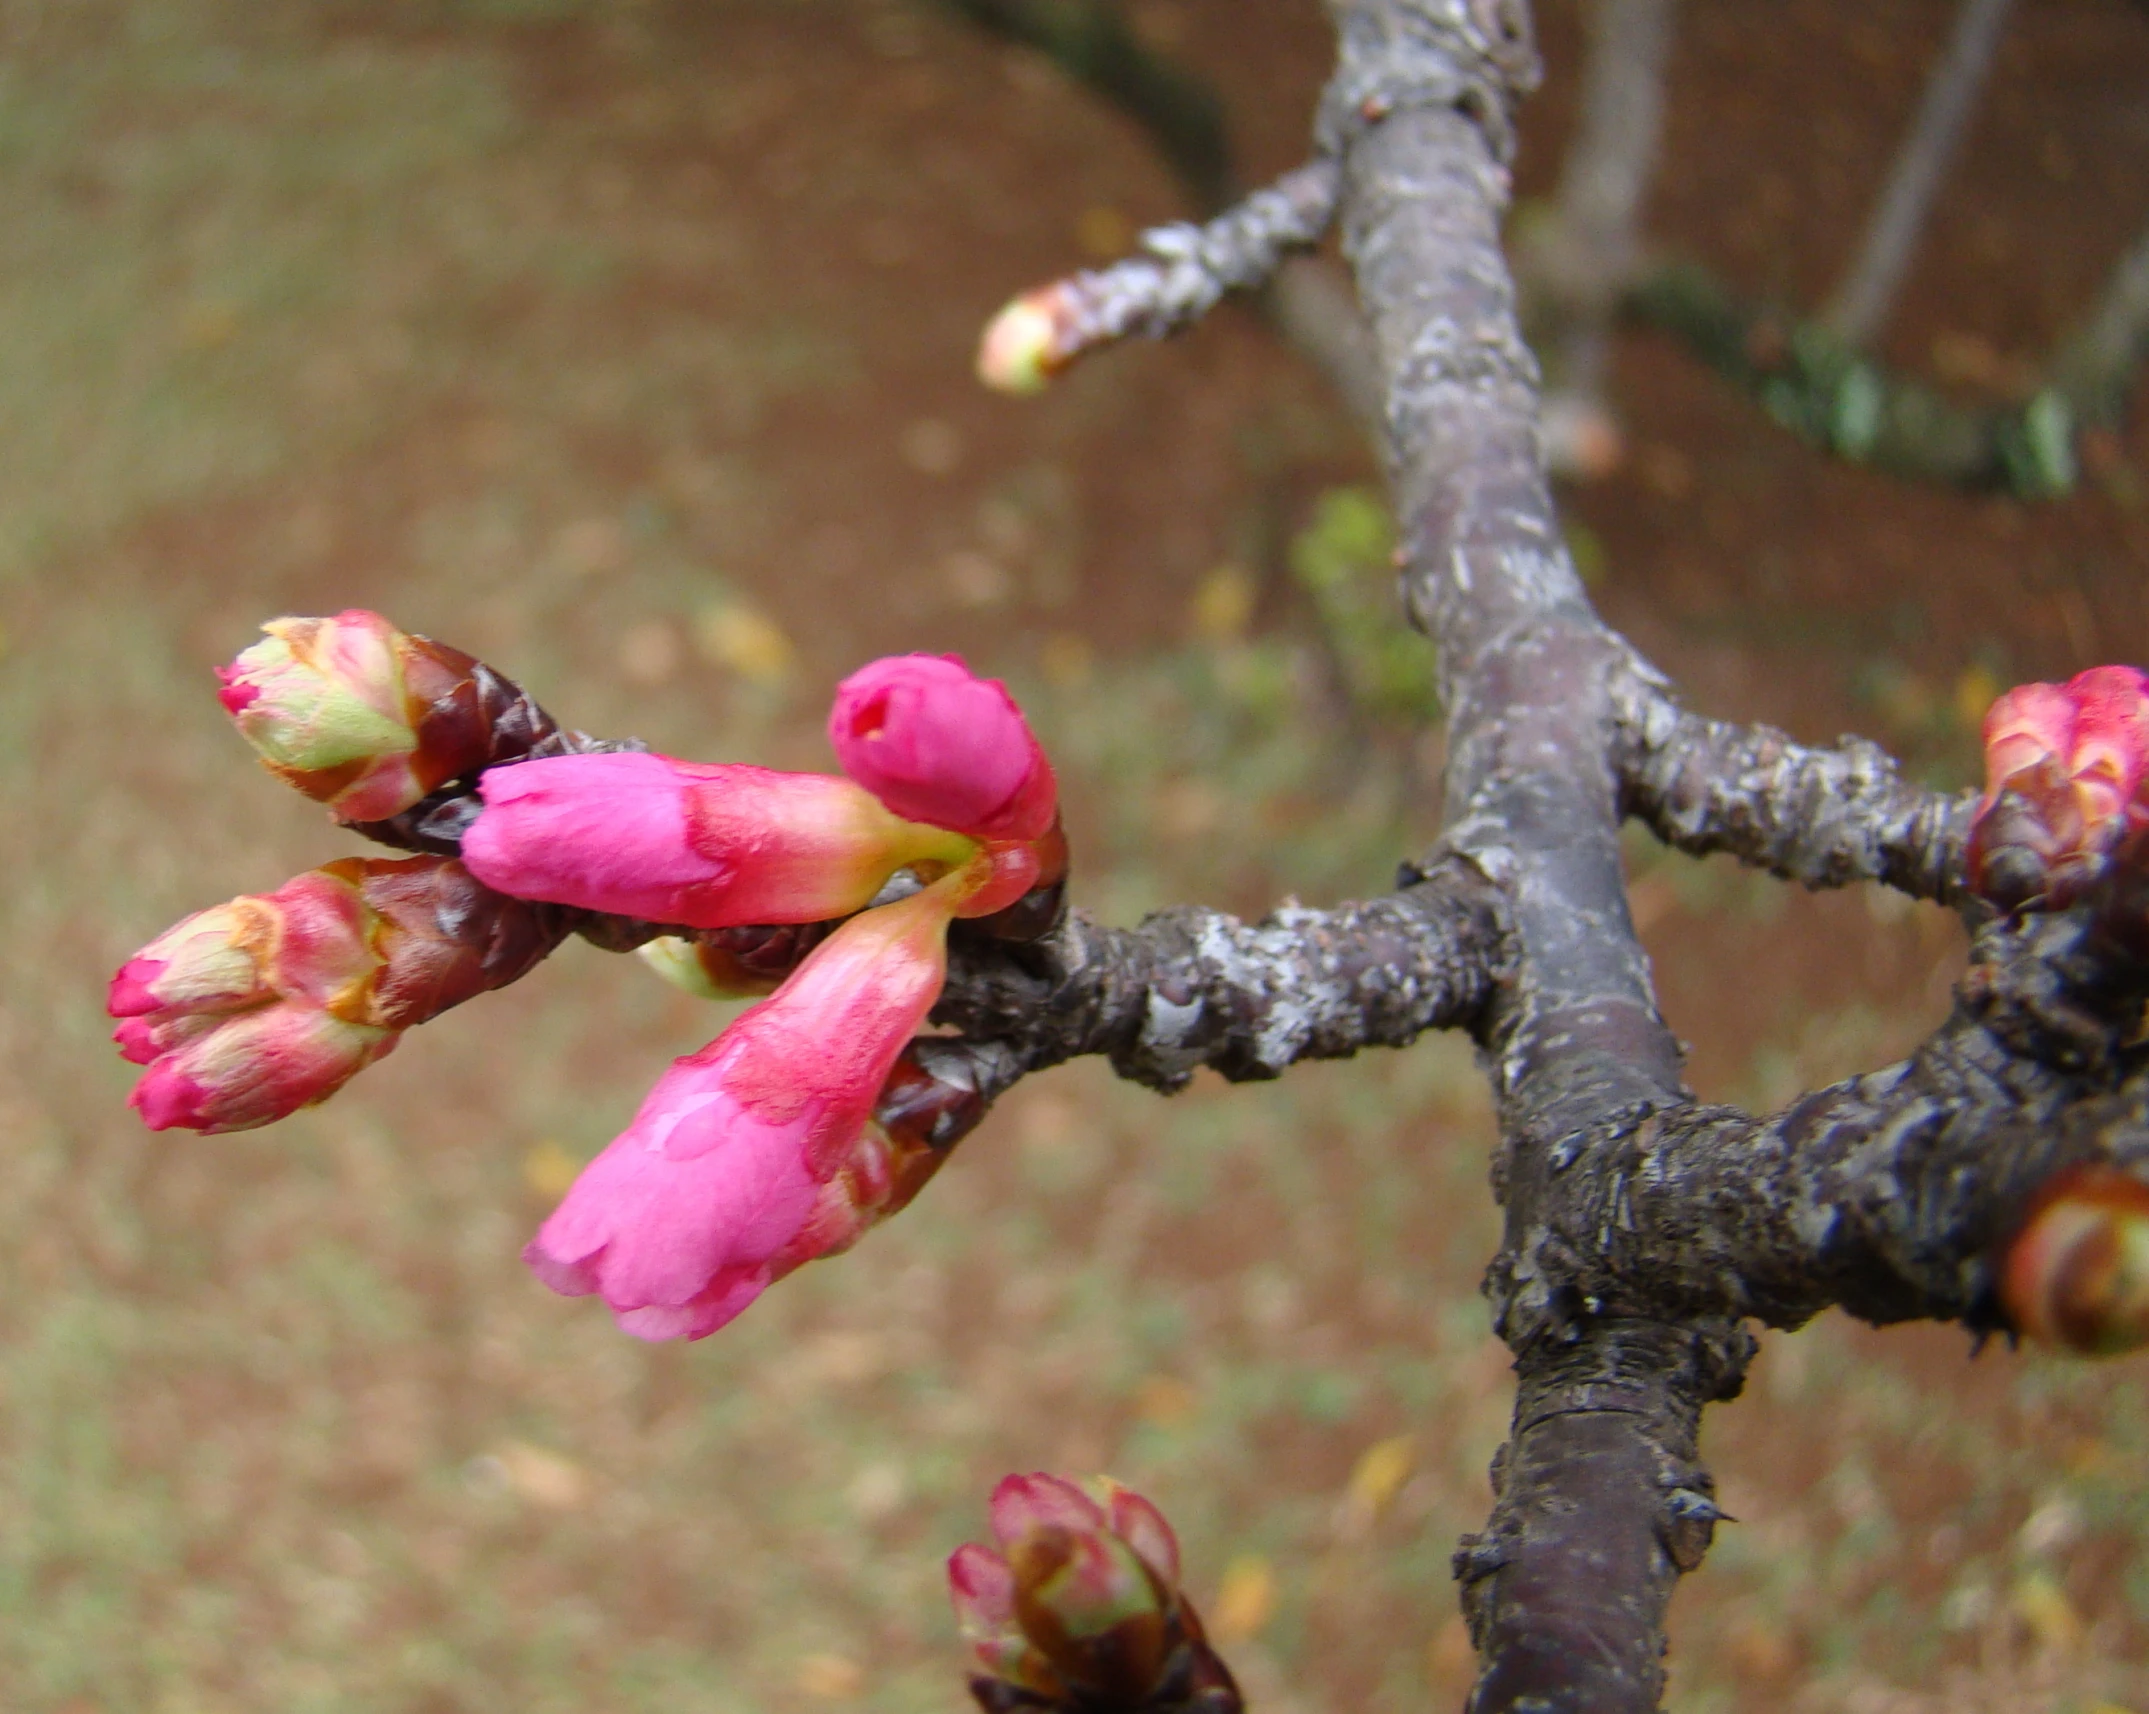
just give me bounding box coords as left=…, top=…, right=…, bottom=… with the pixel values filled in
left=949, top=1541, right=1022, bottom=1645
left=463, top=751, right=979, bottom=930
left=220, top=611, right=428, bottom=822
left=218, top=611, right=544, bottom=824
left=828, top=655, right=1057, bottom=842
left=112, top=858, right=564, bottom=1133
left=1097, top=1478, right=1181, bottom=1585
left=1969, top=666, right=2149, bottom=910
left=523, top=878, right=965, bottom=1339
left=950, top=1475, right=1240, bottom=1711
left=130, top=1005, right=396, bottom=1134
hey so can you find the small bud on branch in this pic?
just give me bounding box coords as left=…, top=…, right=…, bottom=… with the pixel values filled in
left=463, top=750, right=983, bottom=930
left=2001, top=1167, right=2149, bottom=1355
left=220, top=610, right=562, bottom=824
left=1968, top=666, right=2149, bottom=911
left=950, top=1474, right=1241, bottom=1714
left=110, top=857, right=566, bottom=1132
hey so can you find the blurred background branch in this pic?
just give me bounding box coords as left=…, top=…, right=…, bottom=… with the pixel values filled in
left=1824, top=0, right=2016, bottom=348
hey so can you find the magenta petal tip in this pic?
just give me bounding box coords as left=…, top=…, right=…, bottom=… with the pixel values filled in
left=107, top=958, right=167, bottom=1018
left=129, top=1063, right=213, bottom=1131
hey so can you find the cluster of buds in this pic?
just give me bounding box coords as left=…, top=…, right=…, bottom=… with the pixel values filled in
left=109, top=856, right=564, bottom=1133
left=1971, top=668, right=2149, bottom=1355
left=1967, top=665, right=2149, bottom=912
left=115, top=614, right=1067, bottom=1341
left=949, top=1474, right=1241, bottom=1714
left=497, top=653, right=1062, bottom=1338
left=218, top=608, right=559, bottom=826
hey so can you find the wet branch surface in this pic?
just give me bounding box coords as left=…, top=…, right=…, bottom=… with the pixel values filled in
left=328, top=5, right=2149, bottom=1707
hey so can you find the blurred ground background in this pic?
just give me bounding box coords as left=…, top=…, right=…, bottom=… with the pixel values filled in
left=4, top=0, right=2149, bottom=1709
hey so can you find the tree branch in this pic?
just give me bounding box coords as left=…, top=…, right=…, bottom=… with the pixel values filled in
left=1456, top=1319, right=1741, bottom=1714
left=1608, top=661, right=1973, bottom=903
left=1625, top=202, right=2149, bottom=499
left=946, top=0, right=1382, bottom=424
left=991, top=159, right=1344, bottom=380
left=933, top=853, right=1508, bottom=1091
left=1525, top=909, right=2149, bottom=1336
left=1323, top=5, right=1730, bottom=1706
left=1824, top=0, right=2015, bottom=348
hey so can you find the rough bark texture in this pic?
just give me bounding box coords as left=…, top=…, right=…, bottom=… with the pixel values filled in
left=933, top=856, right=1508, bottom=1090
left=1609, top=661, right=1974, bottom=902
left=1016, top=159, right=1343, bottom=368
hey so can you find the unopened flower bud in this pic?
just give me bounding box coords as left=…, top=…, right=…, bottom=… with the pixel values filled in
left=464, top=751, right=980, bottom=930
left=2001, top=1167, right=2149, bottom=1355
left=112, top=857, right=568, bottom=1133
left=219, top=610, right=557, bottom=824
left=949, top=1474, right=1239, bottom=1714
left=829, top=654, right=1058, bottom=843
left=977, top=288, right=1073, bottom=396
left=1969, top=666, right=2149, bottom=910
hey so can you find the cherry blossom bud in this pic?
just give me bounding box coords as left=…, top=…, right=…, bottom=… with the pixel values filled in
left=828, top=654, right=1057, bottom=842
left=2001, top=1167, right=2149, bottom=1355
left=218, top=610, right=547, bottom=824
left=949, top=1475, right=1240, bottom=1714
left=128, top=1006, right=397, bottom=1134
left=1969, top=666, right=2149, bottom=910
left=463, top=751, right=979, bottom=930
left=523, top=876, right=966, bottom=1340
left=111, top=869, right=391, bottom=1133
left=949, top=1543, right=1029, bottom=1681
left=112, top=857, right=566, bottom=1133
left=977, top=288, right=1072, bottom=395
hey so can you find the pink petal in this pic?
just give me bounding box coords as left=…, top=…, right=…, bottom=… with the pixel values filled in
left=524, top=1057, right=821, bottom=1324
left=107, top=958, right=167, bottom=1018
left=129, top=1062, right=214, bottom=1130
left=948, top=1543, right=1020, bottom=1638
left=990, top=1472, right=1104, bottom=1549
left=215, top=664, right=260, bottom=717
left=1101, top=1484, right=1181, bottom=1583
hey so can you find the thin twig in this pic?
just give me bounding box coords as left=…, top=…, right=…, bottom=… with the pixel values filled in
left=2052, top=220, right=2149, bottom=430
left=1824, top=0, right=2015, bottom=348
left=1537, top=0, right=1678, bottom=474
left=944, top=0, right=1380, bottom=424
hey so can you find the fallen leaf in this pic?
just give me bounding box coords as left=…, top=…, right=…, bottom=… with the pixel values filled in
left=694, top=604, right=795, bottom=686
left=1339, top=1435, right=1415, bottom=1535
left=796, top=1654, right=865, bottom=1699
left=494, top=1441, right=590, bottom=1511
left=522, top=1139, right=582, bottom=1201
left=1210, top=1554, right=1277, bottom=1644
